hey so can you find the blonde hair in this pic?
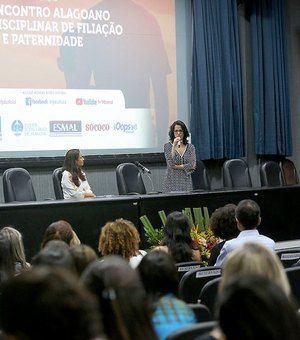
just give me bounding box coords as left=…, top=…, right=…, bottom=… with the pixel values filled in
left=219, top=243, right=290, bottom=297
left=98, top=219, right=140, bottom=260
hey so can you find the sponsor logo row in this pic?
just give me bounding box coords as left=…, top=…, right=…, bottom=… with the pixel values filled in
left=9, top=120, right=138, bottom=137
left=0, top=97, right=114, bottom=106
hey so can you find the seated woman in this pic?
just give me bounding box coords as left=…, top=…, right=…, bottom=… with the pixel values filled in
left=137, top=250, right=197, bottom=340
left=98, top=218, right=146, bottom=268
left=153, top=211, right=201, bottom=262
left=61, top=149, right=96, bottom=199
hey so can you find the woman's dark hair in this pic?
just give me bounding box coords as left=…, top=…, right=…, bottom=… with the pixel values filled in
left=81, top=255, right=156, bottom=340
left=168, top=120, right=189, bottom=144
left=210, top=204, right=238, bottom=240
left=161, top=211, right=194, bottom=262
left=62, top=149, right=86, bottom=187
left=218, top=275, right=300, bottom=340
left=137, top=250, right=178, bottom=303
left=41, top=220, right=75, bottom=249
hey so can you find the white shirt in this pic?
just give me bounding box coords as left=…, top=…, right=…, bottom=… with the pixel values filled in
left=61, top=170, right=93, bottom=199
left=129, top=250, right=147, bottom=268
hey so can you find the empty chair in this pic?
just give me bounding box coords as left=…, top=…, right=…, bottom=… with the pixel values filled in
left=52, top=167, right=64, bottom=199
left=116, top=162, right=146, bottom=195
left=276, top=249, right=300, bottom=268
left=260, top=161, right=284, bottom=187
left=191, top=160, right=211, bottom=190
left=222, top=158, right=252, bottom=188
left=178, top=266, right=222, bottom=304
left=188, top=303, right=211, bottom=322
left=280, top=159, right=299, bottom=185
left=199, top=277, right=222, bottom=316
left=166, top=321, right=218, bottom=340
left=285, top=267, right=300, bottom=308
left=176, top=261, right=204, bottom=281
left=3, top=168, right=36, bottom=203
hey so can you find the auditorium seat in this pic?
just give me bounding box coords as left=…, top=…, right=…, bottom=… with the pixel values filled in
left=176, top=261, right=204, bottom=281
left=166, top=321, right=218, bottom=340
left=191, top=160, right=211, bottom=190
left=116, top=162, right=146, bottom=195
left=276, top=248, right=300, bottom=268
left=280, top=159, right=299, bottom=185
left=3, top=168, right=37, bottom=203
left=260, top=161, right=284, bottom=187
left=285, top=267, right=300, bottom=308
left=52, top=167, right=64, bottom=199
left=199, top=277, right=221, bottom=316
left=188, top=303, right=211, bottom=322
left=222, top=158, right=252, bottom=188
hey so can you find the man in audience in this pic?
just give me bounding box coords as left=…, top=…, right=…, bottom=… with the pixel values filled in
left=215, top=199, right=275, bottom=267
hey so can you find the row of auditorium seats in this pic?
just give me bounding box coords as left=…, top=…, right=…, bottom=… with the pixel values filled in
left=193, top=158, right=299, bottom=190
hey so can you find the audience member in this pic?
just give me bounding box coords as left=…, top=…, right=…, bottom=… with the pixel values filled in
left=0, top=266, right=103, bottom=340
left=137, top=250, right=197, bottom=340
left=40, top=220, right=80, bottom=249
left=215, top=199, right=275, bottom=266
left=61, top=149, right=96, bottom=199
left=98, top=218, right=146, bottom=268
left=81, top=255, right=156, bottom=340
left=70, top=244, right=98, bottom=276
left=0, top=233, right=14, bottom=285
left=153, top=211, right=201, bottom=262
left=31, top=240, right=76, bottom=274
left=208, top=204, right=238, bottom=266
left=0, top=226, right=30, bottom=274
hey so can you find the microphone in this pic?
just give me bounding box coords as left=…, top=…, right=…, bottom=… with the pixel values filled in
left=178, top=140, right=181, bottom=148
left=135, top=161, right=151, bottom=174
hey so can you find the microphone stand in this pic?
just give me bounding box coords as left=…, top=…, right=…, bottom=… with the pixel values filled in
left=139, top=168, right=155, bottom=193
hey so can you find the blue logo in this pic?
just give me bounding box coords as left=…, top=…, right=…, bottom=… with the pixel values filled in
left=113, top=122, right=137, bottom=134
left=11, top=120, right=24, bottom=136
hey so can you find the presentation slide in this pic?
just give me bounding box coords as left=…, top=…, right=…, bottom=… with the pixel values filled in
left=0, top=0, right=177, bottom=158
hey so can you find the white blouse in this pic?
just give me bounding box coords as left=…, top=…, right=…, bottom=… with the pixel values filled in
left=61, top=170, right=93, bottom=199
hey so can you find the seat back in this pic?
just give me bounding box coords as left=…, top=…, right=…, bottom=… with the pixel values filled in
left=52, top=167, right=64, bottom=199
left=176, top=261, right=204, bottom=281
left=178, top=266, right=222, bottom=303
left=3, top=168, right=36, bottom=202
left=199, top=277, right=222, bottom=316
left=116, top=163, right=146, bottom=195
left=188, top=303, right=211, bottom=322
left=260, top=161, right=284, bottom=187
left=166, top=321, right=218, bottom=340
left=191, top=160, right=211, bottom=190
left=280, top=159, right=299, bottom=185
left=285, top=267, right=300, bottom=308
left=222, top=158, right=252, bottom=188
left=276, top=249, right=300, bottom=268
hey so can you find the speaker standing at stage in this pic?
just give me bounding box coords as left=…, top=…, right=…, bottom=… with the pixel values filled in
left=163, top=120, right=196, bottom=192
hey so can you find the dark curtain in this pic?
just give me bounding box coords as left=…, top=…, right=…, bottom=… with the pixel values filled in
left=190, top=0, right=244, bottom=160
left=250, top=0, right=292, bottom=155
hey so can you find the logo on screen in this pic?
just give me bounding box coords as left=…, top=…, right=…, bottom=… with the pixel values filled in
left=76, top=98, right=83, bottom=105
left=114, top=122, right=137, bottom=134
left=25, top=97, right=48, bottom=106
left=49, top=121, right=82, bottom=137
left=76, top=98, right=97, bottom=105
left=11, top=120, right=24, bottom=136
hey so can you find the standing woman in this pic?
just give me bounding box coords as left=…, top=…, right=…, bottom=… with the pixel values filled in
left=61, top=149, right=96, bottom=199
left=163, top=120, right=196, bottom=192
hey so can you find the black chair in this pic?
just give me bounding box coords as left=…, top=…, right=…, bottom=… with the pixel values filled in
left=52, top=167, right=64, bottom=199
left=276, top=249, right=300, bottom=268
left=199, top=277, right=222, bottom=316
left=178, top=266, right=222, bottom=303
left=3, top=168, right=37, bottom=203
left=116, top=163, right=146, bottom=195
left=188, top=303, right=211, bottom=322
left=260, top=161, right=284, bottom=187
left=285, top=267, right=300, bottom=308
left=280, top=159, right=299, bottom=185
left=192, top=160, right=211, bottom=190
left=166, top=321, right=218, bottom=340
left=176, top=261, right=204, bottom=282
left=222, top=158, right=252, bottom=188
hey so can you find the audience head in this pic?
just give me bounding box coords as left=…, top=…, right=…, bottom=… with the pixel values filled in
left=62, top=149, right=86, bottom=186
left=235, top=199, right=261, bottom=230
left=0, top=233, right=14, bottom=284
left=0, top=226, right=29, bottom=273
left=70, top=244, right=98, bottom=276
left=219, top=242, right=291, bottom=297
left=162, top=211, right=193, bottom=262
left=0, top=266, right=102, bottom=340
left=217, top=275, right=300, bottom=340
left=81, top=255, right=156, bottom=340
left=98, top=218, right=141, bottom=260
left=32, top=240, right=76, bottom=273
left=41, top=220, right=80, bottom=249
left=210, top=204, right=238, bottom=240
left=168, top=120, right=189, bottom=144
left=138, top=250, right=178, bottom=302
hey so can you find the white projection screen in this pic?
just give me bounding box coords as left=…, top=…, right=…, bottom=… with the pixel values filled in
left=0, top=0, right=181, bottom=158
